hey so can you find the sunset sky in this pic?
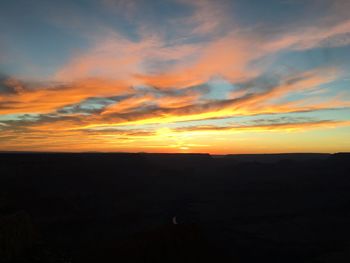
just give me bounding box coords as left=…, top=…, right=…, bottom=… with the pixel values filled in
left=0, top=0, right=350, bottom=153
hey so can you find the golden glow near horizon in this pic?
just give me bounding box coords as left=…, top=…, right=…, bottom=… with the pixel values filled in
left=1, top=0, right=350, bottom=153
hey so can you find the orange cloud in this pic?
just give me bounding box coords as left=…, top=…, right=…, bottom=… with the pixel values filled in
left=0, top=77, right=131, bottom=114
left=55, top=33, right=199, bottom=86
left=174, top=120, right=350, bottom=134
left=132, top=32, right=262, bottom=88
left=264, top=19, right=350, bottom=52
left=3, top=64, right=345, bottom=140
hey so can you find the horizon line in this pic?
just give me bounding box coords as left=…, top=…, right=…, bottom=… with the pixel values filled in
left=0, top=151, right=348, bottom=156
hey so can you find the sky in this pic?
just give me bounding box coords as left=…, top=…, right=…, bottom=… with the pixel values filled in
left=0, top=0, right=350, bottom=153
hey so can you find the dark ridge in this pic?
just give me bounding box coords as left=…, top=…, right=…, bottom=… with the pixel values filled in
left=141, top=153, right=212, bottom=169
left=220, top=153, right=330, bottom=163
left=1, top=152, right=350, bottom=262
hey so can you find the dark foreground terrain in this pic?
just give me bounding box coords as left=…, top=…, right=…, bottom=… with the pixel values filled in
left=1, top=152, right=350, bottom=262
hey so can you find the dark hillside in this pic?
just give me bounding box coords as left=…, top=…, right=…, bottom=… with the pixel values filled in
left=1, top=152, right=350, bottom=262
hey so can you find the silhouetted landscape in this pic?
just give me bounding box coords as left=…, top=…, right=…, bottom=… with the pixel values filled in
left=1, top=152, right=350, bottom=262
left=1, top=0, right=350, bottom=261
